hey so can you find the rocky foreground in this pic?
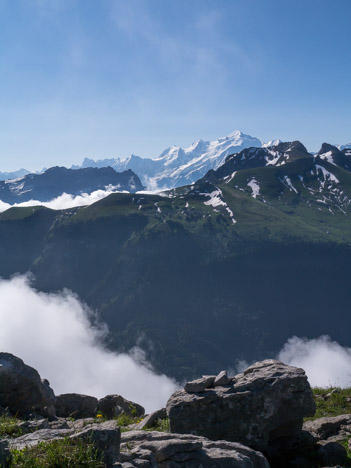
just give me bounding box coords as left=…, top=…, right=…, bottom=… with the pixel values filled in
left=0, top=353, right=351, bottom=467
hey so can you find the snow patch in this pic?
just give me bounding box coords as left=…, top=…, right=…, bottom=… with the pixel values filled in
left=247, top=178, right=260, bottom=198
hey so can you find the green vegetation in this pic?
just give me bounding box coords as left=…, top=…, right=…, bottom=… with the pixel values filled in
left=10, top=438, right=104, bottom=468
left=308, top=387, right=351, bottom=420
left=143, top=418, right=170, bottom=433
left=0, top=414, right=22, bottom=438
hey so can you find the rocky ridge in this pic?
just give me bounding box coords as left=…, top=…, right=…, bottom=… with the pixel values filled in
left=1, top=352, right=350, bottom=467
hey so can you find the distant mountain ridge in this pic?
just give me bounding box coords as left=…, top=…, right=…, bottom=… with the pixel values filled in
left=0, top=168, right=30, bottom=181
left=0, top=166, right=143, bottom=203
left=73, top=130, right=262, bottom=189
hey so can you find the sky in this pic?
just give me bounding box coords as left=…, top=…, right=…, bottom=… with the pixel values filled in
left=0, top=0, right=350, bottom=172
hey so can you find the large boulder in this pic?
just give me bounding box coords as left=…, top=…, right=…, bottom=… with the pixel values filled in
left=0, top=353, right=55, bottom=418
left=55, top=393, right=98, bottom=419
left=97, top=394, right=144, bottom=419
left=119, top=430, right=270, bottom=467
left=166, top=360, right=316, bottom=451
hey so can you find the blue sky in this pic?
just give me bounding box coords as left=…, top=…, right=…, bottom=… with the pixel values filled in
left=0, top=0, right=350, bottom=171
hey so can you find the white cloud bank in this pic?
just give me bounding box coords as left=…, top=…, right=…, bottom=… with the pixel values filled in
left=0, top=276, right=178, bottom=412
left=278, top=335, right=351, bottom=388
left=0, top=187, right=126, bottom=213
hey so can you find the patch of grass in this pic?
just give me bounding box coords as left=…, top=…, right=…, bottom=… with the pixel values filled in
left=10, top=437, right=104, bottom=467
left=306, top=388, right=351, bottom=420
left=115, top=413, right=139, bottom=428
left=143, top=418, right=170, bottom=433
left=0, top=414, right=22, bottom=438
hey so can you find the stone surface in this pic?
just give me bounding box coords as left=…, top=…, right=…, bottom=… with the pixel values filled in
left=119, top=430, right=270, bottom=467
left=55, top=393, right=98, bottom=418
left=98, top=394, right=144, bottom=419
left=135, top=408, right=167, bottom=430
left=184, top=376, right=215, bottom=393
left=214, top=370, right=230, bottom=387
left=303, top=414, right=351, bottom=442
left=71, top=421, right=121, bottom=467
left=8, top=428, right=72, bottom=450
left=18, top=418, right=49, bottom=434
left=0, top=353, right=56, bottom=418
left=167, top=359, right=316, bottom=451
left=315, top=440, right=348, bottom=466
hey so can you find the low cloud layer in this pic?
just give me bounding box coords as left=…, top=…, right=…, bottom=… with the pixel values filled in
left=0, top=187, right=127, bottom=213
left=0, top=187, right=170, bottom=213
left=0, top=276, right=178, bottom=412
left=278, top=335, right=351, bottom=388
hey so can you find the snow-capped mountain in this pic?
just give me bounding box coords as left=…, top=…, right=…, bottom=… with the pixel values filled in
left=0, top=169, right=30, bottom=181
left=74, top=131, right=262, bottom=189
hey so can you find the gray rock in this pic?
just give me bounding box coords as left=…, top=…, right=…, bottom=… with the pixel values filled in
left=48, top=418, right=70, bottom=430
left=167, top=359, right=315, bottom=451
left=0, top=439, right=11, bottom=468
left=18, top=418, right=49, bottom=434
left=303, top=414, right=351, bottom=442
left=98, top=394, right=144, bottom=419
left=71, top=421, right=121, bottom=467
left=55, top=393, right=98, bottom=418
left=214, top=370, right=230, bottom=387
left=315, top=440, right=348, bottom=466
left=0, top=353, right=56, bottom=418
left=184, top=376, right=215, bottom=393
left=8, top=428, right=72, bottom=450
left=66, top=417, right=96, bottom=430
left=135, top=408, right=167, bottom=430
left=120, top=430, right=270, bottom=467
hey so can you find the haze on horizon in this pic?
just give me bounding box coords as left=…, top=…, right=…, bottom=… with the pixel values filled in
left=0, top=0, right=350, bottom=172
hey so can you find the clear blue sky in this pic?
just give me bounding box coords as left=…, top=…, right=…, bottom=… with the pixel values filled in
left=0, top=0, right=350, bottom=171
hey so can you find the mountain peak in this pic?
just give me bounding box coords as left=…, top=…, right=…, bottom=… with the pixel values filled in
left=318, top=143, right=341, bottom=156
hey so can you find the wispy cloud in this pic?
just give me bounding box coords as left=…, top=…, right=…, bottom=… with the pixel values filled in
left=0, top=275, right=178, bottom=411
left=279, top=335, right=351, bottom=388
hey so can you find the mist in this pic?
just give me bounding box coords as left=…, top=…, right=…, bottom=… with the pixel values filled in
left=0, top=187, right=127, bottom=213
left=0, top=276, right=178, bottom=412
left=278, top=335, right=351, bottom=388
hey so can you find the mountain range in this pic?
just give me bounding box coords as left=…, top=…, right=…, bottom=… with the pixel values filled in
left=0, top=166, right=143, bottom=204
left=72, top=130, right=262, bottom=189
left=2, top=131, right=350, bottom=192
left=1, top=139, right=351, bottom=380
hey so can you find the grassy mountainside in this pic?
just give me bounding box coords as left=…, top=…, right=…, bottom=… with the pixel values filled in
left=1, top=145, right=351, bottom=380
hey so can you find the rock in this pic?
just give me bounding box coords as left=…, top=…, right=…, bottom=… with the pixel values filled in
left=0, top=439, right=11, bottom=468
left=120, top=430, right=270, bottom=467
left=66, top=417, right=96, bottom=430
left=315, top=440, right=348, bottom=466
left=98, top=394, right=144, bottom=419
left=48, top=418, right=70, bottom=430
left=167, top=359, right=315, bottom=451
left=0, top=353, right=56, bottom=418
left=8, top=428, right=72, bottom=450
left=18, top=418, right=50, bottom=433
left=214, top=370, right=230, bottom=387
left=55, top=393, right=98, bottom=418
left=135, top=408, right=167, bottom=430
left=303, top=414, right=351, bottom=442
left=71, top=421, right=121, bottom=467
left=184, top=376, right=215, bottom=393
